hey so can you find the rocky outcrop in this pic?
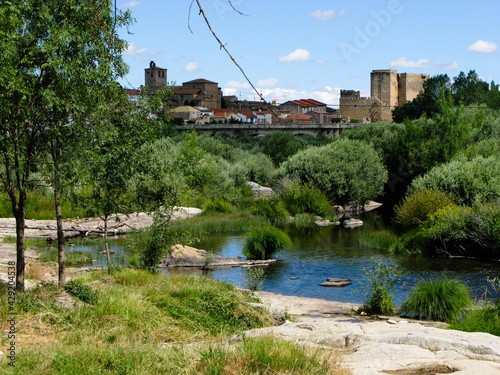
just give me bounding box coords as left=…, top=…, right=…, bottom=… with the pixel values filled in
left=159, top=244, right=277, bottom=268
left=343, top=218, right=364, bottom=228
left=319, top=277, right=352, bottom=287
left=248, top=291, right=500, bottom=375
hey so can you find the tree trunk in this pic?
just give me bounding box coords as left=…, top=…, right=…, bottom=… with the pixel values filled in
left=54, top=187, right=66, bottom=288
left=14, top=194, right=26, bottom=293
left=104, top=215, right=111, bottom=272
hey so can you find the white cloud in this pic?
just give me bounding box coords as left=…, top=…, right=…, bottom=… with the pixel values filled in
left=121, top=1, right=140, bottom=7
left=316, top=59, right=327, bottom=64
left=278, top=49, right=311, bottom=63
left=467, top=40, right=498, bottom=53
left=123, top=42, right=148, bottom=56
left=224, top=81, right=251, bottom=94
left=256, top=78, right=279, bottom=88
left=310, top=9, right=346, bottom=21
left=183, top=61, right=200, bottom=73
left=390, top=57, right=459, bottom=71
left=390, top=57, right=431, bottom=68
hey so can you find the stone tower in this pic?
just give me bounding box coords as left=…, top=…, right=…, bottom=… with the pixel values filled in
left=370, top=69, right=399, bottom=109
left=145, top=61, right=167, bottom=93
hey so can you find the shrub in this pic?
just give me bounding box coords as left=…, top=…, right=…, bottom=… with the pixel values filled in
left=411, top=205, right=500, bottom=258
left=359, top=230, right=399, bottom=253
left=409, top=155, right=500, bottom=206
left=361, top=258, right=406, bottom=315
left=279, top=181, right=332, bottom=217
left=276, top=139, right=387, bottom=205
left=401, top=278, right=473, bottom=322
left=243, top=227, right=292, bottom=260
left=451, top=306, right=500, bottom=336
left=251, top=197, right=289, bottom=226
left=394, top=188, right=455, bottom=229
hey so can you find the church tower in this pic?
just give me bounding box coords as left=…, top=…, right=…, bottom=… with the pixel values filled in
left=145, top=61, right=167, bottom=93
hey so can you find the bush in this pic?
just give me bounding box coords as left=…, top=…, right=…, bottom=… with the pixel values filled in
left=359, top=230, right=399, bottom=253
left=279, top=181, right=332, bottom=217
left=394, top=189, right=455, bottom=229
left=401, top=278, right=473, bottom=322
left=243, top=227, right=292, bottom=260
left=242, top=267, right=266, bottom=291
left=276, top=139, right=387, bottom=205
left=361, top=258, right=406, bottom=315
left=409, top=155, right=500, bottom=206
left=251, top=197, right=290, bottom=226
left=409, top=205, right=500, bottom=258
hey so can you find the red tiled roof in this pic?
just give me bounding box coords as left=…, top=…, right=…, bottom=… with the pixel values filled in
left=290, top=99, right=326, bottom=107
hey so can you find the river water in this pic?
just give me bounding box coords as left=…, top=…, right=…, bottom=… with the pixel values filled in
left=74, top=211, right=500, bottom=305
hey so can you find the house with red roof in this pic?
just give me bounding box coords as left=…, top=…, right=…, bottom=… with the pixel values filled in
left=278, top=99, right=327, bottom=115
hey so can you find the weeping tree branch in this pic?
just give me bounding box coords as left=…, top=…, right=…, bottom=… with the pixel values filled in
left=190, top=0, right=277, bottom=117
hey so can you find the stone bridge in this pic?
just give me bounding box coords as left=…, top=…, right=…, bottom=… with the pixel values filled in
left=176, top=123, right=362, bottom=138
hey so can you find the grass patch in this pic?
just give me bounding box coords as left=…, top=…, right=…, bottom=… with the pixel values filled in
left=0, top=268, right=295, bottom=373
left=451, top=304, right=500, bottom=336
left=37, top=247, right=94, bottom=265
left=359, top=230, right=400, bottom=253
left=401, top=278, right=473, bottom=322
left=0, top=192, right=87, bottom=220
left=198, top=336, right=347, bottom=375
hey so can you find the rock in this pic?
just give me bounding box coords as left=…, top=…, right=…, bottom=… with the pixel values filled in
left=326, top=277, right=352, bottom=283
left=98, top=249, right=116, bottom=255
left=343, top=218, right=363, bottom=228
left=290, top=277, right=299, bottom=280
left=315, top=220, right=340, bottom=227
left=319, top=281, right=352, bottom=287
left=246, top=181, right=273, bottom=197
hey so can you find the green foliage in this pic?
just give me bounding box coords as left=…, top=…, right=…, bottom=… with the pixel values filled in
left=250, top=197, right=290, bottom=226
left=409, top=156, right=500, bottom=206
left=65, top=279, right=98, bottom=305
left=451, top=305, right=500, bottom=336
left=277, top=139, right=387, bottom=205
left=455, top=137, right=500, bottom=160
left=394, top=189, right=455, bottom=229
left=203, top=198, right=234, bottom=213
left=243, top=227, right=292, bottom=260
left=402, top=278, right=473, bottom=322
left=242, top=267, right=266, bottom=292
left=359, top=230, right=399, bottom=253
left=259, top=131, right=304, bottom=166
left=400, top=205, right=500, bottom=258
left=339, top=122, right=403, bottom=164
left=279, top=180, right=332, bottom=217
left=361, top=258, right=406, bottom=315
left=293, top=213, right=319, bottom=229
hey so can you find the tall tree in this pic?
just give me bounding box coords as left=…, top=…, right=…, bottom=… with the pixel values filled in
left=0, top=0, right=130, bottom=291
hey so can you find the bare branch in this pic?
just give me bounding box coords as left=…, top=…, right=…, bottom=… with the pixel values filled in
left=228, top=0, right=249, bottom=16
left=193, top=0, right=277, bottom=116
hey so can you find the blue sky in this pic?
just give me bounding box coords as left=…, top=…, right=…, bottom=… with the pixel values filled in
left=117, top=0, right=499, bottom=107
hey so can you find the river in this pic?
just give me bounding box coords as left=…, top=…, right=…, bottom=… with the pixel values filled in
left=73, top=211, right=500, bottom=305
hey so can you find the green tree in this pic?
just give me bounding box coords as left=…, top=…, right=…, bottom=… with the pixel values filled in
left=0, top=0, right=130, bottom=291
left=452, top=70, right=489, bottom=106
left=276, top=139, right=387, bottom=205
left=392, top=74, right=451, bottom=122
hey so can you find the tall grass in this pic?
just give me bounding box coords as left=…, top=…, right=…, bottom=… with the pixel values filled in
left=401, top=278, right=473, bottom=321
left=359, top=230, right=399, bottom=253
left=243, top=227, right=292, bottom=260
left=37, top=247, right=94, bottom=264
left=451, top=305, right=500, bottom=336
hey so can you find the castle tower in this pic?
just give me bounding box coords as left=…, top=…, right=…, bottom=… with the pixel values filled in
left=145, top=61, right=167, bottom=93
left=370, top=69, right=399, bottom=108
